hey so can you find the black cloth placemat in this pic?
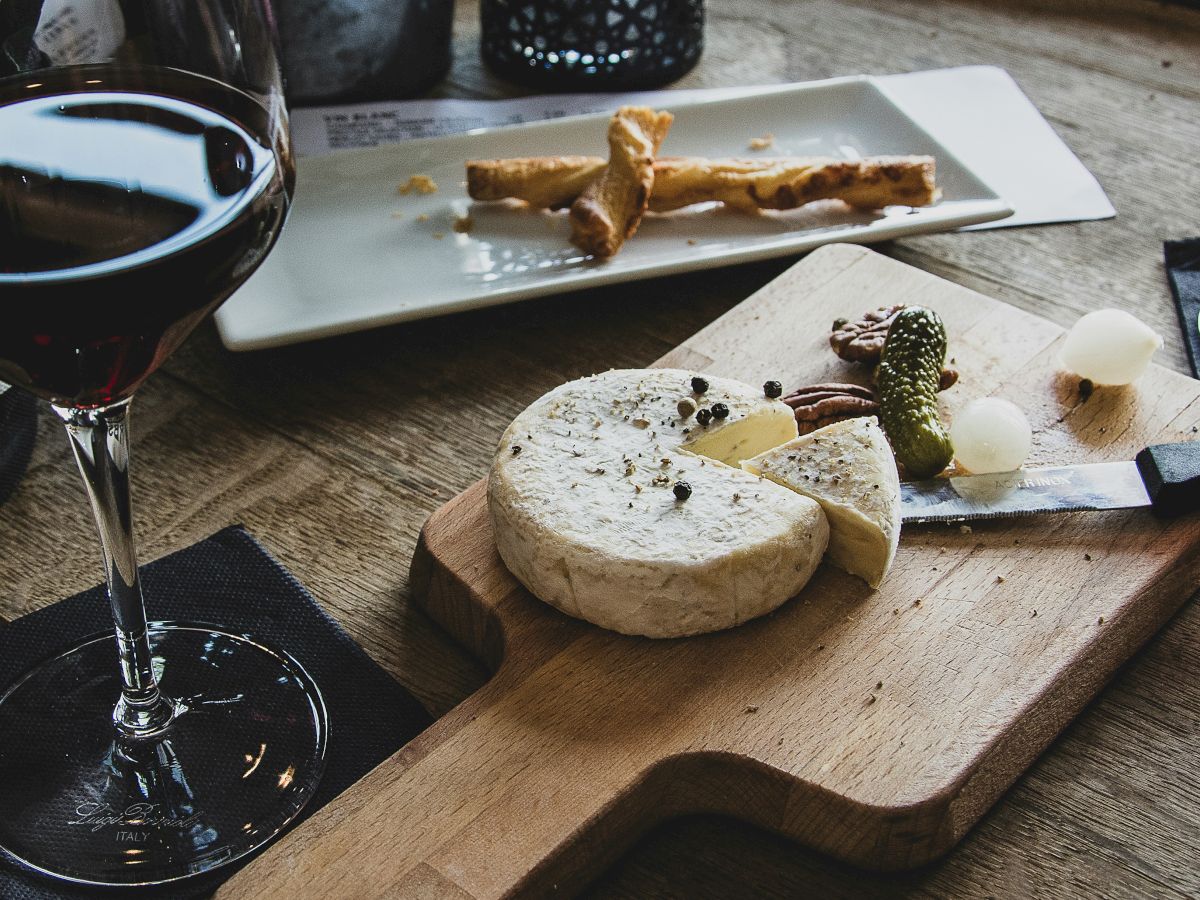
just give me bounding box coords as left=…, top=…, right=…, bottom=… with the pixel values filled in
left=1166, top=238, right=1200, bottom=379
left=0, top=525, right=432, bottom=898
left=0, top=387, right=37, bottom=507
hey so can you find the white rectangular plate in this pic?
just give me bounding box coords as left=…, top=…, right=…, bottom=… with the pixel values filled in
left=216, top=76, right=1012, bottom=350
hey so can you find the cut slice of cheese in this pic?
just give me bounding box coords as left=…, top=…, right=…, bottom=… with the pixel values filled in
left=742, top=416, right=901, bottom=588
left=488, top=368, right=828, bottom=638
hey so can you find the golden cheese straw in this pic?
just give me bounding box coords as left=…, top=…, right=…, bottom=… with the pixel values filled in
left=650, top=155, right=937, bottom=211
left=567, top=106, right=674, bottom=258
left=467, top=154, right=938, bottom=213
left=466, top=155, right=606, bottom=209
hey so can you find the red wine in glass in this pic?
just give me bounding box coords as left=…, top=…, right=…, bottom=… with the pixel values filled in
left=0, top=64, right=288, bottom=406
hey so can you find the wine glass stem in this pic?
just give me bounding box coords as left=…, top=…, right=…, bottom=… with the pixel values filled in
left=53, top=399, right=177, bottom=738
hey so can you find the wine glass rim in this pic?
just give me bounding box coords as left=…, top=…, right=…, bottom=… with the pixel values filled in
left=0, top=86, right=279, bottom=286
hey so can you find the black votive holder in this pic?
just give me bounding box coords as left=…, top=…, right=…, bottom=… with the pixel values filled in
left=481, top=0, right=704, bottom=91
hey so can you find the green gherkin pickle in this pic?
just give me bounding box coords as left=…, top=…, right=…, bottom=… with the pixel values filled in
left=877, top=307, right=954, bottom=479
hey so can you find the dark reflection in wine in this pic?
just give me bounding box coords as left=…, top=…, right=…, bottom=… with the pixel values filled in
left=0, top=164, right=201, bottom=272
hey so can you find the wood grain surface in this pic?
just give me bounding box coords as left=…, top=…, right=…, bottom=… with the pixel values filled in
left=212, top=245, right=1200, bottom=897
left=0, top=1, right=1197, bottom=897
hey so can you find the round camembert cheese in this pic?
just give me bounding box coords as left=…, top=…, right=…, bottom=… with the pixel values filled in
left=488, top=368, right=829, bottom=638
left=743, top=417, right=901, bottom=588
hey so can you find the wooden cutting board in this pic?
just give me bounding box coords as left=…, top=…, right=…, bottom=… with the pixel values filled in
left=222, top=244, right=1200, bottom=899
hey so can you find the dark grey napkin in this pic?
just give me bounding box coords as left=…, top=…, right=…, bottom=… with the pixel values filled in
left=0, top=387, right=37, bottom=507
left=1166, top=238, right=1200, bottom=379
left=0, top=525, right=432, bottom=898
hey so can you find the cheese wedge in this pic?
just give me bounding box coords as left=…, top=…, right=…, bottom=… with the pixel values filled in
left=488, top=368, right=828, bottom=638
left=743, top=417, right=901, bottom=588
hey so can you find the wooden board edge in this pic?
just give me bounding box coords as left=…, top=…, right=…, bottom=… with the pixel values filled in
left=410, top=478, right=506, bottom=671
left=936, top=539, right=1200, bottom=856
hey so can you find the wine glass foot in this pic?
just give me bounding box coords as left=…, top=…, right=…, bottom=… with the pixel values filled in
left=0, top=623, right=327, bottom=887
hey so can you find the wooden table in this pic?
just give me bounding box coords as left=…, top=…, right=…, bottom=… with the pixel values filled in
left=2, top=0, right=1198, bottom=895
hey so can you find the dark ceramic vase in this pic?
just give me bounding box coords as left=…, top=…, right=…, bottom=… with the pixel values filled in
left=276, top=0, right=454, bottom=105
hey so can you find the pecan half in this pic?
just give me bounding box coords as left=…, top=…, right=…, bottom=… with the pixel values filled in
left=830, top=305, right=905, bottom=363
left=782, top=383, right=880, bottom=435
left=830, top=304, right=959, bottom=391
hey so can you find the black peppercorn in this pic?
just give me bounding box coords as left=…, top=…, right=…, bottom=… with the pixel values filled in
left=711, top=402, right=729, bottom=420
left=695, top=407, right=713, bottom=426
left=673, top=481, right=692, bottom=501
left=691, top=376, right=708, bottom=394
left=764, top=380, right=782, bottom=399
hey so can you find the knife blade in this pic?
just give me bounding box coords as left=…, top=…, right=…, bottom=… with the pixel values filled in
left=901, top=441, right=1200, bottom=524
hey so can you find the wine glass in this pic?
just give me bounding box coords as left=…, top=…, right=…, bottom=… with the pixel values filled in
left=0, top=1, right=326, bottom=887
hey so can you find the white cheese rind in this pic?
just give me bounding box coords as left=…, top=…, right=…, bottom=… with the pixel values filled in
left=743, top=416, right=901, bottom=588
left=488, top=368, right=827, bottom=638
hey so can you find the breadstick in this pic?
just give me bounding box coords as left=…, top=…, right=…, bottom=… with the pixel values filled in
left=467, top=155, right=605, bottom=209
left=650, top=155, right=937, bottom=211
left=466, top=155, right=937, bottom=212
left=568, top=106, right=673, bottom=258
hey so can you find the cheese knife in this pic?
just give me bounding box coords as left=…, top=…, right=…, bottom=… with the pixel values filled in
left=901, top=441, right=1200, bottom=524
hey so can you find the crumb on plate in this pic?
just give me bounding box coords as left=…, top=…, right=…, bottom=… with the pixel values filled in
left=452, top=215, right=474, bottom=234
left=399, top=174, right=439, bottom=195
left=748, top=133, right=775, bottom=150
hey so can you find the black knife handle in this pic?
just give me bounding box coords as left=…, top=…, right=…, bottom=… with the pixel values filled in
left=1136, top=441, right=1200, bottom=517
